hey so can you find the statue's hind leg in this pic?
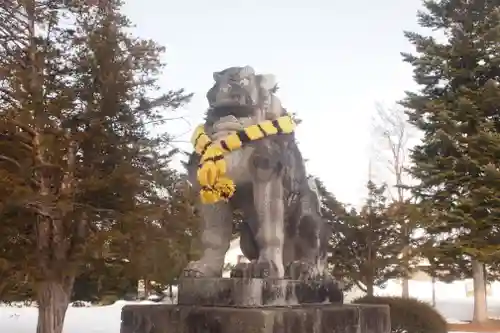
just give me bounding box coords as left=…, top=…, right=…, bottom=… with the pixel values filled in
left=286, top=180, right=326, bottom=281
left=183, top=202, right=232, bottom=277
left=287, top=214, right=322, bottom=280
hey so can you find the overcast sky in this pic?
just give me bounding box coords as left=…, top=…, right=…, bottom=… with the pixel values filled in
left=123, top=0, right=426, bottom=207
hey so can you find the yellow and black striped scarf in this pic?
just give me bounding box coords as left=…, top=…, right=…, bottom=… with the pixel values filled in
left=191, top=115, right=296, bottom=204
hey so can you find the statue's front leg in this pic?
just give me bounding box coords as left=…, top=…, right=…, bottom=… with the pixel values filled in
left=249, top=142, right=286, bottom=278
left=253, top=177, right=285, bottom=278
left=183, top=202, right=232, bottom=278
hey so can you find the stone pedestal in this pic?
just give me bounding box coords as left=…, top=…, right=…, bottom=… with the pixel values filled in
left=120, top=278, right=391, bottom=333
left=178, top=277, right=343, bottom=307
left=121, top=303, right=390, bottom=333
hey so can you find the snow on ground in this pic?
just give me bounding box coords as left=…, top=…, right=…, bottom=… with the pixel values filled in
left=0, top=300, right=174, bottom=333
left=0, top=280, right=496, bottom=332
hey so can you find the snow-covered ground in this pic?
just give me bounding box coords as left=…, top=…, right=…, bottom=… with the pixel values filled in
left=1, top=301, right=127, bottom=333
left=0, top=280, right=495, bottom=333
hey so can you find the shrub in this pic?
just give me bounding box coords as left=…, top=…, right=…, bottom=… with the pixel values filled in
left=353, top=296, right=447, bottom=333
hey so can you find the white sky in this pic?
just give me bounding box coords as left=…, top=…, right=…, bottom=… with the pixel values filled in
left=122, top=0, right=427, bottom=207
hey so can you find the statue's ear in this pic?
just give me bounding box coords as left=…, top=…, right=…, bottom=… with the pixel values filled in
left=258, top=74, right=277, bottom=91
left=213, top=71, right=222, bottom=81
left=241, top=66, right=255, bottom=76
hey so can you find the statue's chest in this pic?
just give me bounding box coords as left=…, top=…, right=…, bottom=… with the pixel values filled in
left=220, top=145, right=254, bottom=184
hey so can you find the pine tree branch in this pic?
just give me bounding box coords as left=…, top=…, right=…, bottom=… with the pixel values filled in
left=0, top=154, right=21, bottom=169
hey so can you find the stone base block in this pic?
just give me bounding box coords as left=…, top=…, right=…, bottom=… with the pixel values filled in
left=121, top=303, right=390, bottom=333
left=178, top=277, right=343, bottom=307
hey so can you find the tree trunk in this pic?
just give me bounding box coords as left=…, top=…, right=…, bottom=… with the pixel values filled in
left=36, top=280, right=72, bottom=333
left=144, top=278, right=151, bottom=298
left=401, top=224, right=410, bottom=299
left=402, top=277, right=409, bottom=298
left=366, top=281, right=374, bottom=297
left=472, top=260, right=488, bottom=324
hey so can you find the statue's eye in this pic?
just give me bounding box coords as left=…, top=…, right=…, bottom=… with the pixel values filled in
left=240, top=78, right=249, bottom=86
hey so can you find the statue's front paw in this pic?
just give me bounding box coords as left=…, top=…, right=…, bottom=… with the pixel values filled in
left=230, top=260, right=280, bottom=278
left=230, top=262, right=251, bottom=278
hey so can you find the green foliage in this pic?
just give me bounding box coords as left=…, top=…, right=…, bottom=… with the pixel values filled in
left=353, top=296, right=447, bottom=333
left=313, top=178, right=354, bottom=290
left=119, top=174, right=200, bottom=286
left=0, top=0, right=196, bottom=312
left=319, top=179, right=403, bottom=295
left=314, top=178, right=347, bottom=225
left=72, top=258, right=137, bottom=302
left=401, top=0, right=500, bottom=278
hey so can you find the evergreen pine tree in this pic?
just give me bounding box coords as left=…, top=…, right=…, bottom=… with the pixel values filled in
left=0, top=1, right=192, bottom=332
left=330, top=181, right=402, bottom=296
left=401, top=0, right=500, bottom=323
left=313, top=178, right=355, bottom=289
left=121, top=171, right=200, bottom=293
left=314, top=178, right=347, bottom=226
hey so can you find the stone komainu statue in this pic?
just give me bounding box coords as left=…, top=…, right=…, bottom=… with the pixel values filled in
left=185, top=66, right=331, bottom=280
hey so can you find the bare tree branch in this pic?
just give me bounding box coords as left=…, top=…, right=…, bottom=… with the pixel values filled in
left=370, top=102, right=420, bottom=298
left=370, top=102, right=417, bottom=201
